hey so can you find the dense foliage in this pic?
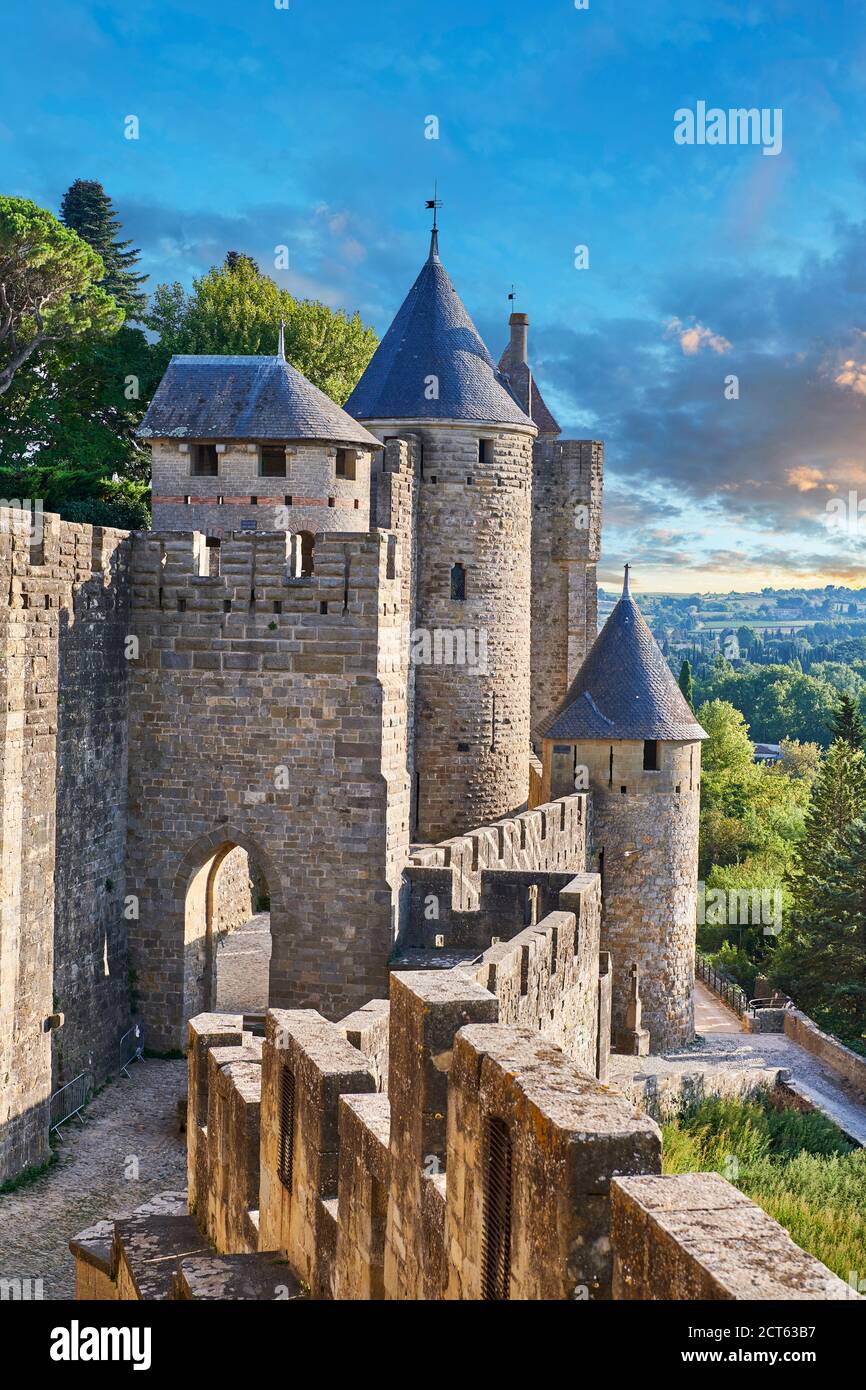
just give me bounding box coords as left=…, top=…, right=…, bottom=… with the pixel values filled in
left=663, top=1095, right=866, bottom=1281
left=149, top=256, right=377, bottom=406
left=0, top=188, right=378, bottom=525
left=0, top=195, right=121, bottom=397
left=696, top=687, right=866, bottom=1050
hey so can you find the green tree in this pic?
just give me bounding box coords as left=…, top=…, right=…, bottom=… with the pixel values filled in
left=793, top=740, right=866, bottom=912
left=149, top=257, right=377, bottom=404
left=775, top=738, right=822, bottom=785
left=697, top=699, right=756, bottom=815
left=829, top=691, right=866, bottom=752
left=771, top=817, right=866, bottom=1042
left=0, top=189, right=159, bottom=513
left=60, top=180, right=147, bottom=319
left=0, top=323, right=160, bottom=486
left=0, top=196, right=121, bottom=396
left=678, top=658, right=694, bottom=710
left=224, top=250, right=260, bottom=274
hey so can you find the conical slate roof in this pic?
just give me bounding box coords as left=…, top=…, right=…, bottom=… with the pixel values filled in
left=138, top=355, right=381, bottom=448
left=344, top=234, right=535, bottom=428
left=540, top=569, right=707, bottom=742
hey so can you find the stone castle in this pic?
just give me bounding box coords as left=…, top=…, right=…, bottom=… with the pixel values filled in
left=6, top=224, right=849, bottom=1303
left=1, top=226, right=704, bottom=1185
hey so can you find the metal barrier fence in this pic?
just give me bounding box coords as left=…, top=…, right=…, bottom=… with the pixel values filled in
left=119, top=1024, right=144, bottom=1077
left=695, top=953, right=749, bottom=1018
left=49, top=1071, right=93, bottom=1137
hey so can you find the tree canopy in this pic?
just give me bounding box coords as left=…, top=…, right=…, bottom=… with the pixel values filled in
left=0, top=196, right=122, bottom=396
left=60, top=180, right=147, bottom=319
left=148, top=256, right=377, bottom=404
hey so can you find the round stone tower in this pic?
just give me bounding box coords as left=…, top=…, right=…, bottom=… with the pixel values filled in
left=540, top=567, right=707, bottom=1052
left=345, top=230, right=537, bottom=842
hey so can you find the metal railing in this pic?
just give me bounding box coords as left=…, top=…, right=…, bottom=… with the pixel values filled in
left=695, top=953, right=749, bottom=1018
left=49, top=1070, right=93, bottom=1137
left=119, top=1024, right=144, bottom=1077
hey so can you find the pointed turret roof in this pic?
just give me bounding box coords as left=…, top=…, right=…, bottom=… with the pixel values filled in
left=344, top=235, right=535, bottom=428
left=540, top=568, right=707, bottom=742
left=138, top=354, right=381, bottom=449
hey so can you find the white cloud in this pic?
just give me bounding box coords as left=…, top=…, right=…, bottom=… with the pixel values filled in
left=665, top=316, right=732, bottom=355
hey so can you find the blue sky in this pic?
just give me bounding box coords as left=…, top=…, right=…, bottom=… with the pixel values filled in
left=4, top=0, right=866, bottom=592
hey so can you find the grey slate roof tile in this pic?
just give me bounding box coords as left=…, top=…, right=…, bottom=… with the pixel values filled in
left=540, top=574, right=707, bottom=743
left=344, top=234, right=535, bottom=428
left=138, top=355, right=381, bottom=449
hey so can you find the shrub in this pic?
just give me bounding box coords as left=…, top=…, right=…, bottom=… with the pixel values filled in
left=662, top=1094, right=866, bottom=1281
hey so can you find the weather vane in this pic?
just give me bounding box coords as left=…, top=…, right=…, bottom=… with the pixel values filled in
left=425, top=182, right=443, bottom=231
left=508, top=283, right=517, bottom=309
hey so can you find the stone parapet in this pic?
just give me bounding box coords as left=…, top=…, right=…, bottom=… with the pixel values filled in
left=611, top=1173, right=858, bottom=1300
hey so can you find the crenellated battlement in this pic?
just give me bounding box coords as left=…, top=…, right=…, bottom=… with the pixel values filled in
left=407, top=793, right=587, bottom=911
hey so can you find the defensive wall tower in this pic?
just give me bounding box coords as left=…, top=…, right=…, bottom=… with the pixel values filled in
left=540, top=568, right=706, bottom=1052
left=345, top=230, right=537, bottom=843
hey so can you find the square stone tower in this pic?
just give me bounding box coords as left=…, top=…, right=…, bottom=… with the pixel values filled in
left=139, top=341, right=381, bottom=542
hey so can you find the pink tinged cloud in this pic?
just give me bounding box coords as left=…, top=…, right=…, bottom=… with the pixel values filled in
left=666, top=317, right=732, bottom=355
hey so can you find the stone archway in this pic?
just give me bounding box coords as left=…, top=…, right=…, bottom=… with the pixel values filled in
left=172, top=828, right=285, bottom=1034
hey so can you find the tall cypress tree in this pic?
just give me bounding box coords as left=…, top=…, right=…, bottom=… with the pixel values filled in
left=60, top=179, right=147, bottom=318
left=678, top=658, right=695, bottom=711
left=829, top=691, right=866, bottom=752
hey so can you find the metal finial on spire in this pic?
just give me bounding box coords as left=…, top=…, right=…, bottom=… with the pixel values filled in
left=277, top=319, right=286, bottom=360
left=425, top=182, right=443, bottom=259
left=623, top=563, right=631, bottom=598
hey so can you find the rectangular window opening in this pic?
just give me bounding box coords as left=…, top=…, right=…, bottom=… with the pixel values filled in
left=643, top=740, right=660, bottom=772
left=335, top=448, right=356, bottom=480
left=191, top=443, right=219, bottom=476
left=260, top=445, right=287, bottom=478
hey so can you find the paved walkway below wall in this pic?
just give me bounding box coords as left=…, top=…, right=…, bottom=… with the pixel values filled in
left=610, top=982, right=866, bottom=1147
left=693, top=979, right=744, bottom=1035
left=0, top=1059, right=186, bottom=1301
left=214, top=912, right=271, bottom=1015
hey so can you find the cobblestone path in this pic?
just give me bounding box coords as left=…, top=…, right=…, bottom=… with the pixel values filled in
left=214, top=912, right=271, bottom=1015
left=0, top=1058, right=186, bottom=1301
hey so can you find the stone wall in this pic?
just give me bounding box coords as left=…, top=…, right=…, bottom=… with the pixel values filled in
left=530, top=439, right=603, bottom=740
left=88, top=954, right=857, bottom=1303
left=179, top=955, right=654, bottom=1302
left=0, top=510, right=133, bottom=1182
left=151, top=440, right=374, bottom=537
left=464, top=875, right=603, bottom=1075
left=611, top=1173, right=855, bottom=1300
left=212, top=846, right=255, bottom=940
left=126, top=522, right=413, bottom=1048
left=406, top=793, right=587, bottom=915
left=783, top=1010, right=866, bottom=1098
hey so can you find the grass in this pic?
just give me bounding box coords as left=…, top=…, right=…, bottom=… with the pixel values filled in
left=662, top=1094, right=866, bottom=1283
left=0, top=1151, right=59, bottom=1195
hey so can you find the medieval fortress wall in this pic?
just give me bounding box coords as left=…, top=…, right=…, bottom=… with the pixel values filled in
left=126, top=520, right=410, bottom=1047
left=71, top=948, right=852, bottom=1302
left=0, top=511, right=133, bottom=1181
left=0, top=407, right=605, bottom=1185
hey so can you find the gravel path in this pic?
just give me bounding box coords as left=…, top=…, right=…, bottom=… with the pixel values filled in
left=0, top=1058, right=186, bottom=1301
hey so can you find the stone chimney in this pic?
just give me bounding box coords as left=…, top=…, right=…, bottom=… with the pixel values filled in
left=509, top=311, right=529, bottom=365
